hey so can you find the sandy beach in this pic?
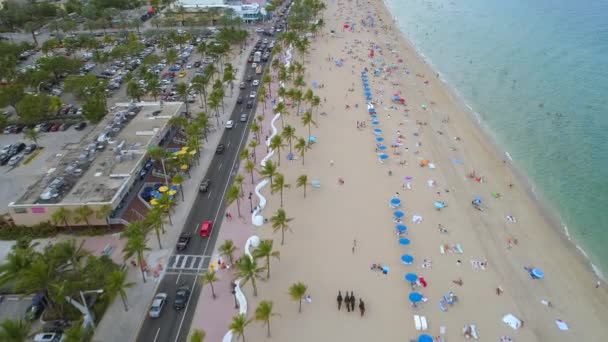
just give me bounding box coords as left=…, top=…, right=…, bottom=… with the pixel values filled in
left=195, top=0, right=608, bottom=341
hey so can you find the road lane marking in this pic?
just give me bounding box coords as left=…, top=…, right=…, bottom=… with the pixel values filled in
left=193, top=222, right=200, bottom=234
left=227, top=141, right=231, bottom=148
left=218, top=162, right=223, bottom=171
left=176, top=271, right=181, bottom=284
left=207, top=190, right=212, bottom=198
left=153, top=328, right=160, bottom=342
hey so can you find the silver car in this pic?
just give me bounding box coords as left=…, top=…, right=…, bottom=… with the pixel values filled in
left=148, top=293, right=168, bottom=318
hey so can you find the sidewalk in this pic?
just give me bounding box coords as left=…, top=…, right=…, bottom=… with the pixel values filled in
left=92, top=46, right=254, bottom=342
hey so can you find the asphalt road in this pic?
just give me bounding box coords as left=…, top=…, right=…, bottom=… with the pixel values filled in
left=136, top=53, right=269, bottom=342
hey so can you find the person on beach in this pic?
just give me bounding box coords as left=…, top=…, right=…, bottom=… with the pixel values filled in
left=345, top=291, right=351, bottom=312
left=337, top=291, right=343, bottom=310
left=350, top=292, right=356, bottom=311
left=359, top=299, right=366, bottom=316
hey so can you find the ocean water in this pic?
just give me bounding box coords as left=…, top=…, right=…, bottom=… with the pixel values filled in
left=384, top=0, right=608, bottom=277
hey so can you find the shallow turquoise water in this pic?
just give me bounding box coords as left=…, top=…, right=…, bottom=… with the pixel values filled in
left=384, top=0, right=608, bottom=277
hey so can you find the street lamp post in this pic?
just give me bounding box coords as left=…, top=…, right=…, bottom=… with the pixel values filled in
left=65, top=289, right=104, bottom=331
left=248, top=192, right=253, bottom=213
left=230, top=282, right=238, bottom=309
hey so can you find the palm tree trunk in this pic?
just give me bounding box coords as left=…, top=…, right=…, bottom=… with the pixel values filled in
left=138, top=255, right=147, bottom=283
left=298, top=299, right=302, bottom=313
left=304, top=185, right=307, bottom=198
left=280, top=189, right=283, bottom=207
left=121, top=294, right=129, bottom=311
left=281, top=228, right=285, bottom=245
left=155, top=229, right=162, bottom=249
left=210, top=281, right=216, bottom=299
left=236, top=198, right=242, bottom=217
left=250, top=170, right=254, bottom=183
left=252, top=277, right=257, bottom=296
left=267, top=320, right=271, bottom=337
left=266, top=256, right=270, bottom=279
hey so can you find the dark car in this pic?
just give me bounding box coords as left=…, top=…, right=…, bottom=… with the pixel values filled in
left=199, top=178, right=211, bottom=192
left=59, top=123, right=72, bottom=131
left=40, top=123, right=52, bottom=132
left=246, top=100, right=253, bottom=109
left=215, top=144, right=225, bottom=154
left=236, top=96, right=243, bottom=104
left=239, top=82, right=246, bottom=89
left=24, top=144, right=37, bottom=154
left=176, top=233, right=191, bottom=251
left=246, top=75, right=253, bottom=82
left=0, top=154, right=10, bottom=165
left=74, top=122, right=87, bottom=130
left=174, top=286, right=190, bottom=310
left=194, top=61, right=201, bottom=68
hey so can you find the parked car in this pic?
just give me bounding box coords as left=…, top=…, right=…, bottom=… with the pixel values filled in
left=33, top=333, right=64, bottom=342
left=240, top=113, right=248, bottom=122
left=176, top=233, right=191, bottom=251
left=199, top=178, right=211, bottom=192
left=49, top=123, right=61, bottom=132
left=24, top=144, right=37, bottom=154
left=225, top=120, right=234, bottom=129
left=8, top=154, right=23, bottom=166
left=246, top=100, right=253, bottom=109
left=236, top=96, right=243, bottom=104
left=24, top=303, right=44, bottom=321
left=199, top=220, right=213, bottom=237
left=59, top=123, right=72, bottom=131
left=215, top=144, right=225, bottom=154
left=148, top=293, right=168, bottom=318
left=239, top=82, right=246, bottom=89
left=174, top=286, right=191, bottom=310
left=74, top=122, right=87, bottom=130
left=252, top=79, right=259, bottom=86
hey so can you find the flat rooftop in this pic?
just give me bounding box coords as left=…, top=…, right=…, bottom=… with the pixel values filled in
left=13, top=102, right=183, bottom=206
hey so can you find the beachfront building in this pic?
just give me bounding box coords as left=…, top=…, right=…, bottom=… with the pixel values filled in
left=7, top=103, right=183, bottom=227
left=177, top=0, right=267, bottom=22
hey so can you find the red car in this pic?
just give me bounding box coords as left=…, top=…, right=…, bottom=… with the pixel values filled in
left=49, top=123, right=61, bottom=132
left=199, top=220, right=213, bottom=237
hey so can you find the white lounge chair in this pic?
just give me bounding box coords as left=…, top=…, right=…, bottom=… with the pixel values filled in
left=420, top=316, right=428, bottom=331
left=414, top=315, right=422, bottom=331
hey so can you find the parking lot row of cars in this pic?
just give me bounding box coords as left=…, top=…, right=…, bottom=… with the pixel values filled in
left=0, top=142, right=37, bottom=166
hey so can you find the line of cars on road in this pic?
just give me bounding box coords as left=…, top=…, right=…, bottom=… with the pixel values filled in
left=148, top=286, right=192, bottom=318
left=0, top=142, right=37, bottom=166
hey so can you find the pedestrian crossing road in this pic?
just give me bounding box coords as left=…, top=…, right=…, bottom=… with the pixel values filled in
left=165, top=254, right=211, bottom=274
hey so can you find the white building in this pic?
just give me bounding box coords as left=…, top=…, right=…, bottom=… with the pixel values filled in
left=177, top=0, right=267, bottom=22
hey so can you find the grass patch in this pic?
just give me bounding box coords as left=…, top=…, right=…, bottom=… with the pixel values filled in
left=22, top=147, right=44, bottom=166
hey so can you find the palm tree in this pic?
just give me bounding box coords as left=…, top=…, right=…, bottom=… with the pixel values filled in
left=190, top=329, right=206, bottom=342
left=259, top=160, right=278, bottom=187
left=239, top=148, right=250, bottom=162
left=270, top=208, right=293, bottom=245
left=145, top=208, right=165, bottom=249
left=55, top=239, right=87, bottom=271
left=229, top=313, right=251, bottom=342
left=271, top=174, right=290, bottom=207
left=225, top=185, right=242, bottom=218
left=63, top=325, right=86, bottom=342
left=255, top=300, right=280, bottom=338
left=51, top=207, right=71, bottom=231
left=258, top=86, right=267, bottom=116
left=155, top=193, right=175, bottom=225
left=218, top=239, right=237, bottom=265
left=234, top=174, right=245, bottom=198
left=96, top=204, right=113, bottom=230
left=24, top=129, right=41, bottom=146
left=244, top=159, right=256, bottom=184
left=248, top=140, right=259, bottom=163
left=200, top=270, right=219, bottom=299
left=234, top=256, right=265, bottom=297
left=104, top=266, right=135, bottom=311
left=269, top=135, right=285, bottom=166
left=294, top=137, right=309, bottom=165
left=301, top=110, right=317, bottom=141
left=122, top=226, right=150, bottom=283
left=0, top=318, right=31, bottom=342
left=296, top=174, right=308, bottom=198
left=288, top=282, right=308, bottom=313
left=250, top=122, right=261, bottom=143
left=273, top=101, right=287, bottom=127
left=253, top=240, right=280, bottom=279
left=172, top=173, right=185, bottom=201
left=147, top=146, right=170, bottom=185
left=281, top=125, right=297, bottom=155
left=73, top=205, right=93, bottom=228
left=126, top=81, right=144, bottom=102
left=176, top=82, right=190, bottom=113
left=148, top=78, right=161, bottom=101
left=263, top=73, right=272, bottom=97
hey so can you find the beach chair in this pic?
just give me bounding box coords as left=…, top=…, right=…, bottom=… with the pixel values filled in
left=421, top=316, right=428, bottom=330
left=311, top=179, right=321, bottom=188
left=414, top=315, right=422, bottom=331
left=439, top=299, right=448, bottom=312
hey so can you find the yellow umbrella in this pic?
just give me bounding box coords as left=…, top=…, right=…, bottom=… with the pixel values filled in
left=158, top=186, right=169, bottom=192
left=168, top=190, right=177, bottom=196
left=174, top=150, right=186, bottom=155
left=181, top=146, right=189, bottom=151
left=180, top=164, right=189, bottom=170
left=150, top=199, right=159, bottom=206
left=189, top=150, right=197, bottom=155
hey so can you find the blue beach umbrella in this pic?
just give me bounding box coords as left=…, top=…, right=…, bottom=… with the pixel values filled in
left=390, top=198, right=400, bottom=206
left=531, top=268, right=544, bottom=279
left=370, top=114, right=377, bottom=118
left=374, top=128, right=382, bottom=134
left=309, top=136, right=317, bottom=143
left=376, top=136, right=384, bottom=142
left=379, top=153, right=389, bottom=160
left=396, top=224, right=407, bottom=233
left=151, top=190, right=162, bottom=199
left=473, top=197, right=482, bottom=205
left=311, top=81, right=318, bottom=88
left=394, top=210, right=404, bottom=218
left=378, top=145, right=386, bottom=150
left=399, top=238, right=410, bottom=245
left=418, top=335, right=433, bottom=342
left=170, top=185, right=179, bottom=191
left=367, top=96, right=372, bottom=101
left=401, top=254, right=414, bottom=264
left=409, top=292, right=423, bottom=303
left=405, top=273, right=418, bottom=282
left=434, top=201, right=446, bottom=209
left=372, top=120, right=379, bottom=125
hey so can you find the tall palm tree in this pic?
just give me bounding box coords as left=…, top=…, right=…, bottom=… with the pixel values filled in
left=63, top=325, right=86, bottom=342
left=190, top=329, right=206, bottom=342
left=239, top=148, right=250, bottom=162
left=269, top=135, right=285, bottom=166
left=234, top=256, right=265, bottom=297
left=288, top=282, right=308, bottom=313
left=218, top=239, right=237, bottom=265
left=200, top=270, right=219, bottom=299
left=145, top=208, right=165, bottom=249
left=271, top=174, right=290, bottom=207
left=225, top=185, right=242, bottom=218
left=258, top=86, right=267, bottom=116
left=147, top=146, right=170, bottom=185
left=176, top=82, right=190, bottom=113
left=259, top=160, right=278, bottom=187
left=0, top=318, right=31, bottom=342
left=273, top=101, right=287, bottom=127
left=255, top=300, right=280, bottom=338
left=234, top=174, right=245, bottom=198
left=263, top=73, right=272, bottom=97
left=104, top=266, right=135, bottom=311
left=296, top=174, right=308, bottom=198
left=96, top=204, right=113, bottom=230
left=122, top=227, right=150, bottom=283
left=281, top=125, right=297, bottom=155
left=172, top=173, right=185, bottom=201
left=229, top=313, right=251, bottom=342
left=250, top=122, right=261, bottom=143
left=244, top=159, right=256, bottom=184
left=270, top=208, right=293, bottom=245
left=73, top=205, right=93, bottom=228
left=294, top=137, right=309, bottom=165
left=54, top=239, right=87, bottom=271
left=253, top=240, right=280, bottom=279
left=248, top=140, right=259, bottom=163
left=155, top=193, right=175, bottom=225
left=301, top=110, right=317, bottom=141
left=51, top=207, right=72, bottom=231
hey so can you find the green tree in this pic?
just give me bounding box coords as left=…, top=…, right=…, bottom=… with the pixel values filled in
left=145, top=208, right=165, bottom=249
left=127, top=81, right=144, bottom=102
left=244, top=159, right=256, bottom=184
left=121, top=221, right=151, bottom=283
left=248, top=140, right=259, bottom=163
left=73, top=205, right=94, bottom=228
left=234, top=174, right=245, bottom=198
left=147, top=78, right=161, bottom=101
left=172, top=173, right=185, bottom=201
left=190, top=329, right=206, bottom=342
left=82, top=94, right=107, bottom=123
left=234, top=256, right=265, bottom=297
left=63, top=324, right=86, bottom=342
left=0, top=84, right=25, bottom=112
left=281, top=125, right=296, bottom=155
left=288, top=282, right=308, bottom=313
left=296, top=174, right=308, bottom=198
left=218, top=239, right=237, bottom=265
left=229, top=313, right=251, bottom=342
left=23, top=129, right=41, bottom=146
left=200, top=269, right=219, bottom=299
left=301, top=110, right=317, bottom=141
left=271, top=173, right=290, bottom=208
left=96, top=204, right=113, bottom=230
left=255, top=300, right=279, bottom=338
left=38, top=56, right=82, bottom=83
left=269, top=135, right=286, bottom=166
left=259, top=160, right=278, bottom=187
left=176, top=82, right=190, bottom=113
left=16, top=94, right=51, bottom=125
left=104, top=266, right=135, bottom=311
left=253, top=240, right=280, bottom=279
left=225, top=185, right=242, bottom=218
left=270, top=208, right=293, bottom=245
left=0, top=318, right=31, bottom=342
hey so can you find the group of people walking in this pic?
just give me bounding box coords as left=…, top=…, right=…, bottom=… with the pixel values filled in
left=337, top=291, right=365, bottom=316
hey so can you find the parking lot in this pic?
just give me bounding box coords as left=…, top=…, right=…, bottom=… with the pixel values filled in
left=0, top=127, right=92, bottom=215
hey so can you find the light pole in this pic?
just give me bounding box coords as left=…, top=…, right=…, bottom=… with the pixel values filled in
left=230, top=282, right=238, bottom=309
left=65, top=289, right=104, bottom=331
left=248, top=192, right=253, bottom=213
